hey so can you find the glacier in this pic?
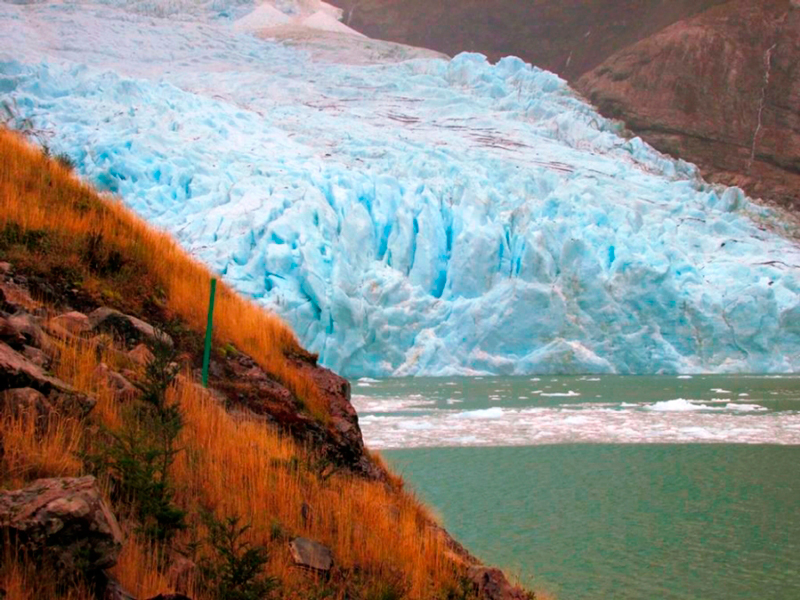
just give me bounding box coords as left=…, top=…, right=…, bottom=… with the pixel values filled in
left=2, top=0, right=800, bottom=377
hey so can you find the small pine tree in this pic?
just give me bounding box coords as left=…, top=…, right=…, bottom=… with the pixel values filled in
left=86, top=333, right=186, bottom=541
left=200, top=513, right=277, bottom=600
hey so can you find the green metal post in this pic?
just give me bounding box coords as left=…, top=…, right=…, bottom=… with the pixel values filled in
left=202, top=277, right=217, bottom=388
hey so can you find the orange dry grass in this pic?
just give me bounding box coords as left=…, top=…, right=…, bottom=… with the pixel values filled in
left=0, top=131, right=480, bottom=599
left=1, top=336, right=463, bottom=598
left=0, top=129, right=326, bottom=421
left=167, top=379, right=458, bottom=599
left=0, top=410, right=83, bottom=488
left=0, top=554, right=94, bottom=600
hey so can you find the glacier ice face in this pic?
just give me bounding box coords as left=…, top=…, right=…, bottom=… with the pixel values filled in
left=2, top=0, right=800, bottom=376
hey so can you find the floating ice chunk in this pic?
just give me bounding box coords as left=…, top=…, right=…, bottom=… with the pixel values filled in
left=452, top=407, right=505, bottom=419
left=397, top=420, right=434, bottom=430
left=679, top=427, right=716, bottom=439
left=711, top=388, right=732, bottom=394
left=725, top=403, right=767, bottom=412
left=648, top=399, right=708, bottom=412
left=678, top=376, right=694, bottom=380
left=541, top=390, right=581, bottom=397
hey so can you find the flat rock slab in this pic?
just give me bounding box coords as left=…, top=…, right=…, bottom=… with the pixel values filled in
left=0, top=341, right=64, bottom=392
left=289, top=537, right=333, bottom=572
left=0, top=476, right=123, bottom=573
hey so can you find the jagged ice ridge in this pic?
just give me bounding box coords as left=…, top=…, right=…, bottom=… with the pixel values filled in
left=2, top=0, right=800, bottom=376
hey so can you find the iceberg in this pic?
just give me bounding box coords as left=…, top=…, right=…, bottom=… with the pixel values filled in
left=1, top=0, right=800, bottom=376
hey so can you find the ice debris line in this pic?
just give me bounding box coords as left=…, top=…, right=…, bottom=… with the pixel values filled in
left=2, top=0, right=800, bottom=377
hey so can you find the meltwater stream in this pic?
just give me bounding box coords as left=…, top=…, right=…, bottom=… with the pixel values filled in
left=353, top=376, right=800, bottom=599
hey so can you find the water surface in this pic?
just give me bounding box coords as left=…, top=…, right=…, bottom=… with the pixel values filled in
left=353, top=376, right=800, bottom=599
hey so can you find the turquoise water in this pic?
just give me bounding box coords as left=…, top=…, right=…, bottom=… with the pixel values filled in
left=352, top=376, right=800, bottom=599
left=385, top=445, right=800, bottom=600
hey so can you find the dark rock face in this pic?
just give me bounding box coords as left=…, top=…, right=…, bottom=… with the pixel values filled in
left=288, top=356, right=384, bottom=480
left=578, top=0, right=800, bottom=211
left=0, top=387, right=52, bottom=419
left=468, top=566, right=532, bottom=600
left=213, top=350, right=383, bottom=480
left=0, top=476, right=124, bottom=573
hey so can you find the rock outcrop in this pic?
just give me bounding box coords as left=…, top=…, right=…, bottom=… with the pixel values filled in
left=88, top=307, right=174, bottom=348
left=0, top=476, right=123, bottom=573
left=468, top=566, right=532, bottom=600
left=211, top=349, right=384, bottom=480
left=0, top=342, right=96, bottom=418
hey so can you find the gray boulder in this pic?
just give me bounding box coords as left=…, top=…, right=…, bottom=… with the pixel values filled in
left=89, top=308, right=173, bottom=348
left=289, top=537, right=333, bottom=572
left=0, top=476, right=124, bottom=573
left=22, top=345, right=50, bottom=369
left=6, top=313, right=50, bottom=352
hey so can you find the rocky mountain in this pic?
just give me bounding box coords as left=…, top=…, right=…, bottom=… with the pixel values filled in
left=331, top=0, right=800, bottom=211
left=331, top=0, right=728, bottom=79
left=578, top=0, right=800, bottom=211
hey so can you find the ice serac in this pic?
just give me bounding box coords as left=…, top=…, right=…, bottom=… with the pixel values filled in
left=1, top=0, right=799, bottom=377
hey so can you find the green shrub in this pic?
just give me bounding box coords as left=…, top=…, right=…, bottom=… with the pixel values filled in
left=86, top=335, right=186, bottom=541
left=199, top=513, right=277, bottom=600
left=55, top=153, right=75, bottom=171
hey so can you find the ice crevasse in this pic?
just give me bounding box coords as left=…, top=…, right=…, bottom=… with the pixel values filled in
left=1, top=0, right=800, bottom=376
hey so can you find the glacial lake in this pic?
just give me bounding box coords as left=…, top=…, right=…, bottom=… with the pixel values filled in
left=352, top=375, right=800, bottom=600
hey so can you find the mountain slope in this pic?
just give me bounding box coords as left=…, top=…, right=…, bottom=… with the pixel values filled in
left=329, top=0, right=728, bottom=80
left=0, top=128, right=530, bottom=600
left=2, top=0, right=800, bottom=377
left=577, top=0, right=800, bottom=211
left=330, top=0, right=800, bottom=211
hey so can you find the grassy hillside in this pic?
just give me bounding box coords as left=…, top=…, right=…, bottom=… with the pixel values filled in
left=0, top=130, right=528, bottom=599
